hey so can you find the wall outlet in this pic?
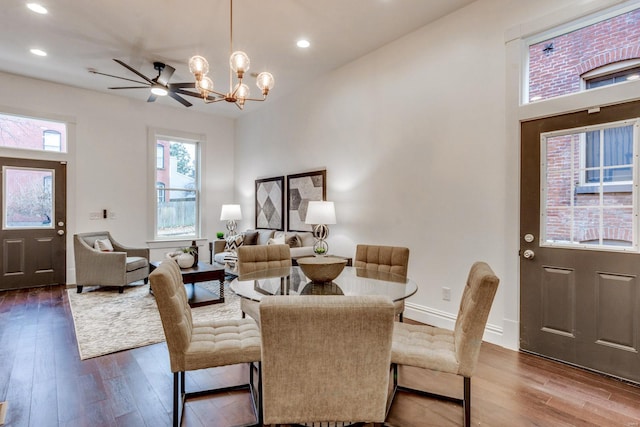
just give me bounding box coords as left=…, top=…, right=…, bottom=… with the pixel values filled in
left=442, top=287, right=451, bottom=301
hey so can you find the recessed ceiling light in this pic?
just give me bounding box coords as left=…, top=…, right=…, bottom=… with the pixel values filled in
left=26, top=3, right=48, bottom=14
left=627, top=74, right=640, bottom=81
left=30, top=48, right=47, bottom=56
left=296, top=39, right=310, bottom=48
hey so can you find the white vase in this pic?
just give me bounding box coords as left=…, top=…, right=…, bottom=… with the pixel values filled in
left=176, top=253, right=195, bottom=269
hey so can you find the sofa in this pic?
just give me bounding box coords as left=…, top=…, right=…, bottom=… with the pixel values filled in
left=212, top=229, right=315, bottom=273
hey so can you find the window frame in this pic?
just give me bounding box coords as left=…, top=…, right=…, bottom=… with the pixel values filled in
left=148, top=128, right=204, bottom=241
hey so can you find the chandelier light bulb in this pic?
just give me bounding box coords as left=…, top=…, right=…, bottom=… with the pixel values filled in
left=196, top=76, right=214, bottom=94
left=229, top=51, right=250, bottom=78
left=256, top=72, right=275, bottom=95
left=188, top=55, right=209, bottom=79
left=234, top=82, right=250, bottom=99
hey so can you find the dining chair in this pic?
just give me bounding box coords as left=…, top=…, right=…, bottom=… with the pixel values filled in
left=354, top=244, right=410, bottom=321
left=237, top=244, right=291, bottom=323
left=389, top=261, right=499, bottom=427
left=149, top=260, right=262, bottom=427
left=259, top=295, right=395, bottom=426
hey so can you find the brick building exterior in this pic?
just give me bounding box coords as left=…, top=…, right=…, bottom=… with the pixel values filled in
left=529, top=8, right=640, bottom=246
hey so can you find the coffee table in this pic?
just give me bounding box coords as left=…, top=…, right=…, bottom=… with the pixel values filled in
left=150, top=261, right=225, bottom=307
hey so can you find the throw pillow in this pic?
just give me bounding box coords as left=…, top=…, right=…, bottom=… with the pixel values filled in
left=267, top=235, right=286, bottom=245
left=286, top=234, right=302, bottom=248
left=94, top=238, right=114, bottom=252
left=224, top=234, right=244, bottom=252
left=243, top=230, right=259, bottom=246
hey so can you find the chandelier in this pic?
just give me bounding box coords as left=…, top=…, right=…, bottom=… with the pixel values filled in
left=188, top=0, right=274, bottom=110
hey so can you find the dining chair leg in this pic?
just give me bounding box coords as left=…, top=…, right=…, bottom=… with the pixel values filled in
left=463, top=376, right=471, bottom=427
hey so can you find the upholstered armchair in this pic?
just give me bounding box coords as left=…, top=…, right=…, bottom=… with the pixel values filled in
left=74, top=231, right=150, bottom=294
left=389, top=261, right=500, bottom=427
left=259, top=295, right=395, bottom=426
left=354, top=244, right=410, bottom=321
left=237, top=244, right=291, bottom=323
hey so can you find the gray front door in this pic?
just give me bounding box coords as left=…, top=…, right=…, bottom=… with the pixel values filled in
left=520, top=100, right=640, bottom=383
left=0, top=157, right=66, bottom=290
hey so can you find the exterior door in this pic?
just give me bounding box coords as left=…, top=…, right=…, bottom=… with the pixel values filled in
left=520, top=100, right=640, bottom=384
left=0, top=157, right=66, bottom=290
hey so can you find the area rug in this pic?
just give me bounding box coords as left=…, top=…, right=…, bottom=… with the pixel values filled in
left=67, top=281, right=241, bottom=360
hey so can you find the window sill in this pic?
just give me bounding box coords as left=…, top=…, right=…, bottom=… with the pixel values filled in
left=575, top=184, right=632, bottom=194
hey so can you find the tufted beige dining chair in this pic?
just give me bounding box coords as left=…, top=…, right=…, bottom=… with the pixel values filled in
left=389, top=261, right=500, bottom=427
left=237, top=244, right=291, bottom=324
left=149, top=260, right=262, bottom=427
left=354, top=244, right=410, bottom=321
left=259, top=295, right=395, bottom=426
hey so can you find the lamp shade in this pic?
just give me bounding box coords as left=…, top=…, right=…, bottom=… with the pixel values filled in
left=305, top=201, right=336, bottom=225
left=220, top=204, right=242, bottom=221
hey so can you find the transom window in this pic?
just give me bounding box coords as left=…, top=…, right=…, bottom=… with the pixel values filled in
left=0, top=112, right=67, bottom=153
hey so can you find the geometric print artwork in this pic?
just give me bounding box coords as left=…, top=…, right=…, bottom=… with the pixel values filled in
left=287, top=170, right=326, bottom=232
left=255, top=176, right=284, bottom=230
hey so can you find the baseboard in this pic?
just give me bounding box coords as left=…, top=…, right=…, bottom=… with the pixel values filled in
left=404, top=302, right=505, bottom=347
left=0, top=401, right=7, bottom=425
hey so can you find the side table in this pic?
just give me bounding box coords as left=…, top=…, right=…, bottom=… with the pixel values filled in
left=150, top=261, right=225, bottom=307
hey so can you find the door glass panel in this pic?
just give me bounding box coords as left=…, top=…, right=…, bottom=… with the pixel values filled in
left=541, top=120, right=638, bottom=251
left=3, top=167, right=54, bottom=229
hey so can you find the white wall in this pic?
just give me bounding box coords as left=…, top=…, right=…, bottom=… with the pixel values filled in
left=233, top=0, right=620, bottom=349
left=0, top=71, right=236, bottom=282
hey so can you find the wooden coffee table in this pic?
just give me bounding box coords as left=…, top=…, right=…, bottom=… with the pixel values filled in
left=150, top=261, right=225, bottom=307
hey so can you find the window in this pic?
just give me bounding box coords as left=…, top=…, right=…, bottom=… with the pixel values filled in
left=153, top=133, right=199, bottom=239
left=0, top=112, right=67, bottom=153
left=3, top=166, right=54, bottom=229
left=156, top=144, right=165, bottom=169
left=43, top=130, right=61, bottom=151
left=527, top=6, right=640, bottom=103
left=157, top=182, right=165, bottom=203
left=583, top=125, right=633, bottom=186
left=542, top=119, right=639, bottom=250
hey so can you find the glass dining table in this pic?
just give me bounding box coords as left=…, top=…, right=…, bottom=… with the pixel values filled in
left=229, top=265, right=418, bottom=302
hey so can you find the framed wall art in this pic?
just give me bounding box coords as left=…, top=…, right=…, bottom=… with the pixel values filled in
left=255, top=176, right=285, bottom=230
left=287, top=170, right=326, bottom=232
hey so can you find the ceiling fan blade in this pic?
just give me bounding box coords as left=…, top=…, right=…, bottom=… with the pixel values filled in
left=157, top=64, right=175, bottom=86
left=147, top=93, right=157, bottom=103
left=113, top=59, right=153, bottom=84
left=89, top=69, right=148, bottom=85
left=168, top=82, right=196, bottom=89
left=169, top=92, right=193, bottom=107
left=175, top=89, right=218, bottom=102
left=108, top=86, right=150, bottom=89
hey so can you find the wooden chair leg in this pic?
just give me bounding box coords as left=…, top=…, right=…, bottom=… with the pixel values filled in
left=173, top=372, right=180, bottom=427
left=119, top=286, right=124, bottom=293
left=76, top=286, right=83, bottom=293
left=463, top=377, right=471, bottom=427
left=399, top=312, right=404, bottom=322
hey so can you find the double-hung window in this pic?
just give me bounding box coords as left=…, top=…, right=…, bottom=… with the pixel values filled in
left=152, top=131, right=200, bottom=239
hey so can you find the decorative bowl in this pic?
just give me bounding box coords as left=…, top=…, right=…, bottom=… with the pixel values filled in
left=297, top=256, right=348, bottom=283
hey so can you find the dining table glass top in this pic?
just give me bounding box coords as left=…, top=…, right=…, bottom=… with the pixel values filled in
left=229, top=266, right=418, bottom=303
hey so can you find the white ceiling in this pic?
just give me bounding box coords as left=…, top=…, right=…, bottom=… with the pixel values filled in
left=1, top=0, right=476, bottom=118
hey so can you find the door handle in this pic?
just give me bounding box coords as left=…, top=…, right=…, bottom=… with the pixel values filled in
left=523, top=249, right=535, bottom=259
left=57, top=230, right=65, bottom=236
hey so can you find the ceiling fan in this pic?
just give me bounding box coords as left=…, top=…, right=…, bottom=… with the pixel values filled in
left=90, top=59, right=201, bottom=107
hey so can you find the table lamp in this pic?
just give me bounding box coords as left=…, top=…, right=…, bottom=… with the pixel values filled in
left=220, top=204, right=242, bottom=236
left=305, top=201, right=336, bottom=255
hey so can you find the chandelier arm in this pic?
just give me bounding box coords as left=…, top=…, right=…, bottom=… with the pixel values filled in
left=204, top=97, right=227, bottom=104
left=234, top=101, right=244, bottom=110
left=242, top=96, right=267, bottom=102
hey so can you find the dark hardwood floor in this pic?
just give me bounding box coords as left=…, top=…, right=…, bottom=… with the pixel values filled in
left=1, top=285, right=640, bottom=427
